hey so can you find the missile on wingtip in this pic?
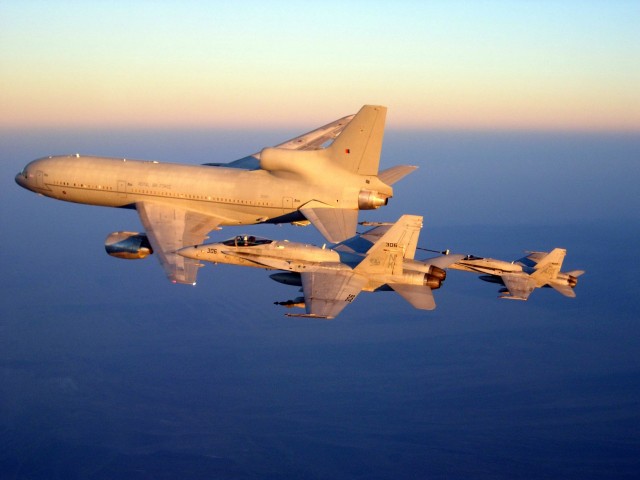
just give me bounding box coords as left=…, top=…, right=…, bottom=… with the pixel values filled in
left=274, top=297, right=306, bottom=309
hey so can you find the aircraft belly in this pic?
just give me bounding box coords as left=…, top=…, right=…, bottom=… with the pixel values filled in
left=34, top=155, right=358, bottom=226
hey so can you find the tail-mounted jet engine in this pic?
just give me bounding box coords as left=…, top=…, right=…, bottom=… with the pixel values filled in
left=564, top=274, right=579, bottom=288
left=358, top=189, right=389, bottom=210
left=402, top=266, right=447, bottom=290
left=105, top=231, right=153, bottom=259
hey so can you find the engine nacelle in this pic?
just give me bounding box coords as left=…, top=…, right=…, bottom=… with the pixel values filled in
left=425, top=274, right=443, bottom=290
left=358, top=189, right=389, bottom=210
left=425, top=266, right=446, bottom=281
left=402, top=270, right=444, bottom=290
left=105, top=231, right=153, bottom=259
left=567, top=275, right=578, bottom=288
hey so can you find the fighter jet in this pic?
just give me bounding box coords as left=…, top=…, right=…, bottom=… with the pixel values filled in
left=15, top=105, right=416, bottom=285
left=450, top=248, right=585, bottom=300
left=178, top=215, right=463, bottom=319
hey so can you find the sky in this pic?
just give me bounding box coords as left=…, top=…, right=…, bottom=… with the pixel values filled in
left=1, top=0, right=639, bottom=130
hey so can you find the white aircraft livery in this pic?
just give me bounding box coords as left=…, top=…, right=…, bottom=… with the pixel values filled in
left=178, top=215, right=463, bottom=319
left=450, top=249, right=585, bottom=300
left=15, top=105, right=417, bottom=285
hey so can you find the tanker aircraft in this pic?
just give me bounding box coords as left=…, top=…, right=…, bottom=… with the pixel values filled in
left=450, top=248, right=584, bottom=300
left=15, top=105, right=417, bottom=285
left=178, top=215, right=463, bottom=319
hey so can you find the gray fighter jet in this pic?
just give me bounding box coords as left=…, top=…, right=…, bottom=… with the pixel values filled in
left=450, top=249, right=585, bottom=300
left=178, top=215, right=463, bottom=319
left=15, top=105, right=416, bottom=284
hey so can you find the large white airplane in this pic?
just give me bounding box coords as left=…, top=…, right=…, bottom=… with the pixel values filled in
left=15, top=105, right=416, bottom=285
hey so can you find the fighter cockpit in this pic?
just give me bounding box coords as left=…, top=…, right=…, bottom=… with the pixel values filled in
left=221, top=235, right=274, bottom=247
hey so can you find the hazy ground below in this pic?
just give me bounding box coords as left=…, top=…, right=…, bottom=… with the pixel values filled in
left=1, top=129, right=638, bottom=478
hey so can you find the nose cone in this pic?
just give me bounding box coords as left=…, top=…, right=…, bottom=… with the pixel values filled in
left=177, top=246, right=200, bottom=260
left=15, top=171, right=28, bottom=189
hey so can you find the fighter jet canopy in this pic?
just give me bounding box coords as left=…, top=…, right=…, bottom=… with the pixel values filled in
left=221, top=235, right=273, bottom=247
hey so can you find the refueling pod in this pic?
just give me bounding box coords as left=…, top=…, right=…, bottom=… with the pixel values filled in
left=105, top=231, right=153, bottom=259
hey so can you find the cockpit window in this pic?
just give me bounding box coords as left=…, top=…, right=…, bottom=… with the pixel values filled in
left=221, top=235, right=273, bottom=247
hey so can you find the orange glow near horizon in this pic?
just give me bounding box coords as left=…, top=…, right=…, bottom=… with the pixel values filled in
left=1, top=1, right=638, bottom=133
left=3, top=82, right=637, bottom=133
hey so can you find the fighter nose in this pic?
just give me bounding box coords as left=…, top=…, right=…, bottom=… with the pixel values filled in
left=177, top=246, right=200, bottom=259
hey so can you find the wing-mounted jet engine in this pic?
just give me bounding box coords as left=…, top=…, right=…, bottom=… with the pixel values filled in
left=105, top=231, right=153, bottom=260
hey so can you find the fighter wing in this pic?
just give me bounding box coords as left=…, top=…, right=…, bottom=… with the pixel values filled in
left=287, top=270, right=367, bottom=319
left=136, top=202, right=222, bottom=284
left=388, top=284, right=436, bottom=310
left=499, top=272, right=537, bottom=300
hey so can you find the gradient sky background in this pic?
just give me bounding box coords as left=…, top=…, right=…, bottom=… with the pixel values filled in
left=2, top=2, right=640, bottom=478
left=1, top=0, right=639, bottom=130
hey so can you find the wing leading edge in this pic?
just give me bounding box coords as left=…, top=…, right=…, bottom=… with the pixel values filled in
left=136, top=202, right=223, bottom=284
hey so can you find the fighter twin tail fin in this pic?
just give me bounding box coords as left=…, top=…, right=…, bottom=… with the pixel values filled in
left=354, top=215, right=423, bottom=276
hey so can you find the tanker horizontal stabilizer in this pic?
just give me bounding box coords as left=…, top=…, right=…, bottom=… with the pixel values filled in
left=378, top=165, right=418, bottom=185
left=299, top=202, right=359, bottom=244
